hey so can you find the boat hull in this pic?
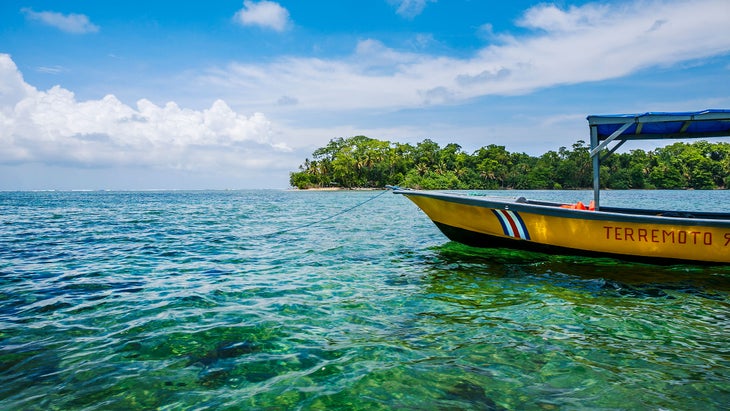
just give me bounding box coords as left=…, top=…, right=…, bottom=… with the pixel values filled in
left=397, top=191, right=730, bottom=264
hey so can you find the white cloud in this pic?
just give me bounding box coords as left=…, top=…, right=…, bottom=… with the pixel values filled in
left=21, top=8, right=99, bottom=34
left=390, top=0, right=436, bottom=19
left=0, top=55, right=35, bottom=112
left=0, top=54, right=291, bottom=175
left=234, top=0, right=291, bottom=32
left=36, top=65, right=65, bottom=74
left=517, top=3, right=609, bottom=33
left=205, top=0, right=730, bottom=112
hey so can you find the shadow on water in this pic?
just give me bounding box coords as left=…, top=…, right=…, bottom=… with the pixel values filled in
left=430, top=242, right=730, bottom=298
left=443, top=380, right=504, bottom=411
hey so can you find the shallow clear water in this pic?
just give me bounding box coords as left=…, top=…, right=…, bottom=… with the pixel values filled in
left=1, top=190, right=729, bottom=410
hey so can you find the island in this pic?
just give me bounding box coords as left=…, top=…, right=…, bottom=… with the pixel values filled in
left=290, top=136, right=730, bottom=190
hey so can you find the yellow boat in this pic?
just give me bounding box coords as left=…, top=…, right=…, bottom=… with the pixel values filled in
left=394, top=110, right=730, bottom=264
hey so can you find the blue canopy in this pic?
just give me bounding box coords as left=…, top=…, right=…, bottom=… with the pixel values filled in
left=587, top=109, right=730, bottom=209
left=588, top=109, right=730, bottom=144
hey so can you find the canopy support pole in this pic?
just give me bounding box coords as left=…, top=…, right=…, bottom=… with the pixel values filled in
left=600, top=139, right=626, bottom=163
left=589, top=120, right=633, bottom=157
left=590, top=125, right=600, bottom=210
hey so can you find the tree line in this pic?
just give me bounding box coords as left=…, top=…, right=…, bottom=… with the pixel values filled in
left=289, top=135, right=730, bottom=190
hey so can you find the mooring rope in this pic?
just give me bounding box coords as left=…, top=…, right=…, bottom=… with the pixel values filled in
left=257, top=189, right=391, bottom=238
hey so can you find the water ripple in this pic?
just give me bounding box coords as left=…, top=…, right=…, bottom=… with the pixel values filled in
left=1, top=190, right=729, bottom=410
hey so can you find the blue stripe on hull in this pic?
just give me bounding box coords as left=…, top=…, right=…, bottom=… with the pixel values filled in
left=432, top=221, right=713, bottom=265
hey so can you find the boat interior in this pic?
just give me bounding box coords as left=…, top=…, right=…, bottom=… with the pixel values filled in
left=516, top=197, right=730, bottom=220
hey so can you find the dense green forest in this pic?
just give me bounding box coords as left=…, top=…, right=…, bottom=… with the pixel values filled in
left=289, top=135, right=730, bottom=190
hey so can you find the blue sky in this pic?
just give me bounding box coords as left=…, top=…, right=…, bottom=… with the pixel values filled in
left=1, top=0, right=729, bottom=189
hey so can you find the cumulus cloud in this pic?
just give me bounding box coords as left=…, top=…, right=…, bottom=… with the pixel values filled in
left=234, top=0, right=291, bottom=32
left=206, top=0, right=730, bottom=112
left=0, top=54, right=289, bottom=173
left=21, top=8, right=99, bottom=34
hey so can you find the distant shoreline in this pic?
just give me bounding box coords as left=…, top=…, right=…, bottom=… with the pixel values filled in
left=289, top=187, right=384, bottom=191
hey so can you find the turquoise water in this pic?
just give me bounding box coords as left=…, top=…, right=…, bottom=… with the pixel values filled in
left=1, top=190, right=729, bottom=410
